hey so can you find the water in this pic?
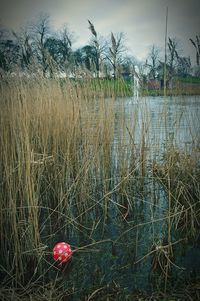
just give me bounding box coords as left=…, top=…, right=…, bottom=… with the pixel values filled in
left=52, top=96, right=200, bottom=299
left=114, top=95, right=200, bottom=151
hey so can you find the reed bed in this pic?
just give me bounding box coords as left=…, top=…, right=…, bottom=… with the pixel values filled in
left=0, top=77, right=200, bottom=300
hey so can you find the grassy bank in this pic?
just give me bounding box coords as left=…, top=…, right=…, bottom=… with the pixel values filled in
left=73, top=77, right=200, bottom=97
left=60, top=78, right=133, bottom=98
left=0, top=78, right=200, bottom=300
left=142, top=77, right=200, bottom=96
left=67, top=77, right=200, bottom=97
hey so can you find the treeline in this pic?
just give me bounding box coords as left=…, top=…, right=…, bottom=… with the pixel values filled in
left=0, top=14, right=133, bottom=79
left=0, top=13, right=199, bottom=80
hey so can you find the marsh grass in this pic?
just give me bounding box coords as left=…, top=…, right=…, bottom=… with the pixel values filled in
left=0, top=77, right=200, bottom=300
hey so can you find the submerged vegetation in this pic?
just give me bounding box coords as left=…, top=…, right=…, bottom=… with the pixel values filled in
left=0, top=77, right=200, bottom=300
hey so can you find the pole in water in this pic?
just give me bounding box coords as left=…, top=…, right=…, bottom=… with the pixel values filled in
left=164, top=6, right=168, bottom=97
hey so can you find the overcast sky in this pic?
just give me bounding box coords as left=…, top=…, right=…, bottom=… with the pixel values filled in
left=0, top=0, right=199, bottom=63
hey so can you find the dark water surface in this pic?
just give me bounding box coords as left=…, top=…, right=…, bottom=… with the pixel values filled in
left=52, top=96, right=200, bottom=299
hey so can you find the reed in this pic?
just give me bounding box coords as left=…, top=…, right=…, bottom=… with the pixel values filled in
left=0, top=77, right=199, bottom=300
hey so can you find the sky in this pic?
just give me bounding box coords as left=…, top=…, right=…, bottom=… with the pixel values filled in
left=0, top=0, right=199, bottom=64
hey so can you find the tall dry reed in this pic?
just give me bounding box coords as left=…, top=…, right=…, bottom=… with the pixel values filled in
left=0, top=77, right=199, bottom=299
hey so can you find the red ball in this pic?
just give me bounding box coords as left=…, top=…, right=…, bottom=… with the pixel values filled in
left=52, top=242, right=72, bottom=264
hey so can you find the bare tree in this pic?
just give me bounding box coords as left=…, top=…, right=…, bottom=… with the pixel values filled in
left=176, top=56, right=191, bottom=77
left=45, top=25, right=74, bottom=76
left=32, top=13, right=51, bottom=76
left=145, top=45, right=160, bottom=79
left=190, top=35, right=200, bottom=66
left=12, top=28, right=33, bottom=69
left=58, top=25, right=73, bottom=74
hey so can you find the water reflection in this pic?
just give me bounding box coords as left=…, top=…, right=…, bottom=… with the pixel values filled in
left=60, top=96, right=200, bottom=298
left=114, top=95, right=200, bottom=148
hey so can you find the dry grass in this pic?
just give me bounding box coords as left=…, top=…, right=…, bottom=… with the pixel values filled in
left=0, top=77, right=200, bottom=300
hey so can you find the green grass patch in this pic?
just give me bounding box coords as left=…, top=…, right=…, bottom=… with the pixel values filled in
left=66, top=78, right=133, bottom=97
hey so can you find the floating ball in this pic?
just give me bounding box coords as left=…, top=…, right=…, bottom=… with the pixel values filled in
left=52, top=242, right=72, bottom=264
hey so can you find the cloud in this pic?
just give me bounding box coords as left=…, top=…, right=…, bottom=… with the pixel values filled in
left=0, top=0, right=199, bottom=62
